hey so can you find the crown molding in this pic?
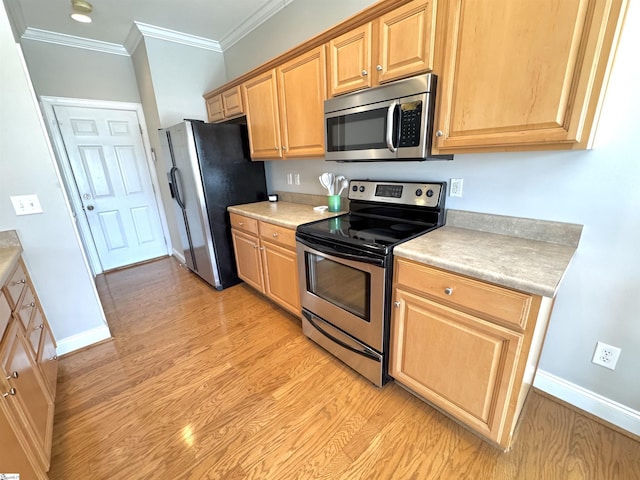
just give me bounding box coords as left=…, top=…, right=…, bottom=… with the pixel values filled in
left=4, top=0, right=27, bottom=40
left=124, top=22, right=143, bottom=54
left=130, top=22, right=222, bottom=54
left=21, top=28, right=129, bottom=56
left=219, top=0, right=295, bottom=50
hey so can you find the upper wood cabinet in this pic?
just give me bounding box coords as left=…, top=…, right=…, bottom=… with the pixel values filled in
left=205, top=85, right=245, bottom=123
left=243, top=47, right=327, bottom=160
left=243, top=70, right=283, bottom=159
left=277, top=47, right=327, bottom=158
left=432, top=0, right=627, bottom=153
left=327, top=0, right=436, bottom=96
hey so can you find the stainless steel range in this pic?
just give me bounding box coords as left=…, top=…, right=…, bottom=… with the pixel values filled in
left=296, top=180, right=446, bottom=386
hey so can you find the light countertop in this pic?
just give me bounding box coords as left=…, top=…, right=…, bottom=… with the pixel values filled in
left=228, top=201, right=344, bottom=228
left=0, top=231, right=23, bottom=286
left=394, top=210, right=582, bottom=298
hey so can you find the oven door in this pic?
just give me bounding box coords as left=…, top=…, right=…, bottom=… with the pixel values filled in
left=296, top=237, right=386, bottom=352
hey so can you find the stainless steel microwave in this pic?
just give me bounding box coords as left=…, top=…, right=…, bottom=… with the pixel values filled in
left=324, top=73, right=452, bottom=161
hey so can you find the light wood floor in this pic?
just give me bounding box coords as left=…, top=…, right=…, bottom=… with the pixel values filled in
left=48, top=257, right=640, bottom=479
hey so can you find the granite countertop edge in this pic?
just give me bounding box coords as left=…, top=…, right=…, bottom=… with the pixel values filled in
left=228, top=201, right=344, bottom=228
left=394, top=225, right=579, bottom=298
left=0, top=230, right=24, bottom=287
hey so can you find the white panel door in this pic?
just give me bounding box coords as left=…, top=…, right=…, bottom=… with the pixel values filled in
left=53, top=105, right=167, bottom=270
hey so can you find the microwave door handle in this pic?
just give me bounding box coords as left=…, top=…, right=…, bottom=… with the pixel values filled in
left=386, top=101, right=398, bottom=153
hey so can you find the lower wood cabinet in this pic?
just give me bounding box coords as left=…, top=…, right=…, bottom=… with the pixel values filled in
left=230, top=213, right=301, bottom=316
left=1, top=258, right=58, bottom=478
left=390, top=258, right=550, bottom=450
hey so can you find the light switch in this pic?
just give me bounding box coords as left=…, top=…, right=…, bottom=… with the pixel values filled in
left=10, top=194, right=44, bottom=215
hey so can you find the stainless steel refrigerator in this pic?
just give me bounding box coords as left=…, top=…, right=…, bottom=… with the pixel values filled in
left=158, top=120, right=267, bottom=290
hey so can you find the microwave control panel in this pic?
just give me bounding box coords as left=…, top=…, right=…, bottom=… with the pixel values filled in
left=398, top=101, right=423, bottom=147
left=348, top=180, right=444, bottom=208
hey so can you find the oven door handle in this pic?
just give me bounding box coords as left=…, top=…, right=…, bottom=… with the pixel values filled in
left=303, top=311, right=381, bottom=363
left=296, top=236, right=385, bottom=267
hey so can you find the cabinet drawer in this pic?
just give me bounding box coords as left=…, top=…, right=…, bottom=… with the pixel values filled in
left=26, top=308, right=45, bottom=356
left=395, top=259, right=532, bottom=330
left=0, top=293, right=10, bottom=341
left=15, top=285, right=36, bottom=330
left=4, top=261, right=27, bottom=309
left=259, top=221, right=296, bottom=249
left=230, top=213, right=258, bottom=235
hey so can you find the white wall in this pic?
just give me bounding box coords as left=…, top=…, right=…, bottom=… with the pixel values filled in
left=0, top=4, right=109, bottom=348
left=226, top=1, right=640, bottom=425
left=20, top=39, right=140, bottom=102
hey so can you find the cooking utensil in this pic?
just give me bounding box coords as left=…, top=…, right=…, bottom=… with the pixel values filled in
left=337, top=178, right=349, bottom=196
left=320, top=172, right=335, bottom=194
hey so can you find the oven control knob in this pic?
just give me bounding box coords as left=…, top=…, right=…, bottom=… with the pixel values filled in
left=415, top=188, right=422, bottom=197
left=426, top=189, right=434, bottom=197
left=352, top=185, right=358, bottom=192
left=359, top=186, right=365, bottom=192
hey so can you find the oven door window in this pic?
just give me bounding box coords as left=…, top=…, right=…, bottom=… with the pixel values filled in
left=305, top=253, right=370, bottom=321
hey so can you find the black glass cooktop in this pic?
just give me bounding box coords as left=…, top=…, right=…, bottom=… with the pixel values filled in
left=296, top=212, right=438, bottom=254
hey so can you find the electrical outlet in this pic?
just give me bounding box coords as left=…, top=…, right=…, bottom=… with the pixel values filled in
left=286, top=173, right=293, bottom=185
left=450, top=178, right=463, bottom=197
left=294, top=173, right=300, bottom=185
left=592, top=341, right=621, bottom=370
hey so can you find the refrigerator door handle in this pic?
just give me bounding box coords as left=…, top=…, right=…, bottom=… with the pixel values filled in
left=170, top=166, right=186, bottom=209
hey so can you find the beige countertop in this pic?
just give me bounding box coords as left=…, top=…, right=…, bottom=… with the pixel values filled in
left=394, top=210, right=582, bottom=298
left=0, top=230, right=23, bottom=286
left=228, top=201, right=344, bottom=228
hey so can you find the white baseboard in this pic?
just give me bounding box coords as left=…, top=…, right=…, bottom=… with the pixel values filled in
left=534, top=369, right=640, bottom=437
left=172, top=248, right=185, bottom=264
left=55, top=324, right=112, bottom=356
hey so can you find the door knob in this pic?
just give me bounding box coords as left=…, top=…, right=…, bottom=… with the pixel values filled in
left=87, top=205, right=94, bottom=211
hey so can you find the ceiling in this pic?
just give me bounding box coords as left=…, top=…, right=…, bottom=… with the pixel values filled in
left=5, top=0, right=297, bottom=51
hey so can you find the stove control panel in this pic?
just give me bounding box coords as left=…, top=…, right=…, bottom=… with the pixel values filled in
left=348, top=180, right=445, bottom=208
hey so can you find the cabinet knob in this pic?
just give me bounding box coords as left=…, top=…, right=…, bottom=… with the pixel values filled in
left=272, top=233, right=278, bottom=238
left=2, top=388, right=17, bottom=398
left=52, top=355, right=58, bottom=361
left=444, top=287, right=453, bottom=295
left=394, top=301, right=400, bottom=308
left=253, top=245, right=259, bottom=249
left=38, top=324, right=44, bottom=330
left=238, top=222, right=244, bottom=226
left=5, top=371, right=18, bottom=380
left=362, top=70, right=368, bottom=76
left=436, top=130, right=443, bottom=137
left=282, top=146, right=288, bottom=151
left=13, top=278, right=26, bottom=285
left=376, top=65, right=383, bottom=71
left=274, top=146, right=279, bottom=151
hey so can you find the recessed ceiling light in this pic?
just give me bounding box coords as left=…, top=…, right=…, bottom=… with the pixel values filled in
left=70, top=0, right=93, bottom=23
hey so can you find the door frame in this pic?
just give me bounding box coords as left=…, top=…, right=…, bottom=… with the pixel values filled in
left=40, top=96, right=172, bottom=275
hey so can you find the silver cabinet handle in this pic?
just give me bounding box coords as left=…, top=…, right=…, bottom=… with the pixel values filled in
left=362, top=70, right=368, bottom=76
left=3, top=388, right=17, bottom=398
left=394, top=301, right=400, bottom=308
left=376, top=65, right=383, bottom=71
left=5, top=371, right=18, bottom=380
left=436, top=130, right=443, bottom=137
left=444, top=287, right=453, bottom=295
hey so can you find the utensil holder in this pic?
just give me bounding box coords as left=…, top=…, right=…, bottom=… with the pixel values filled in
left=327, top=195, right=341, bottom=212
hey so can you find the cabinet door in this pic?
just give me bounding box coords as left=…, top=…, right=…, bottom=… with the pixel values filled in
left=377, top=0, right=436, bottom=83
left=222, top=86, right=244, bottom=118
left=390, top=288, right=522, bottom=444
left=38, top=322, right=58, bottom=400
left=243, top=70, right=283, bottom=159
left=261, top=240, right=300, bottom=316
left=231, top=229, right=264, bottom=293
left=327, top=23, right=373, bottom=96
left=0, top=398, right=45, bottom=480
left=206, top=94, right=225, bottom=122
left=433, top=0, right=626, bottom=152
left=277, top=47, right=327, bottom=158
left=1, top=322, right=54, bottom=470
